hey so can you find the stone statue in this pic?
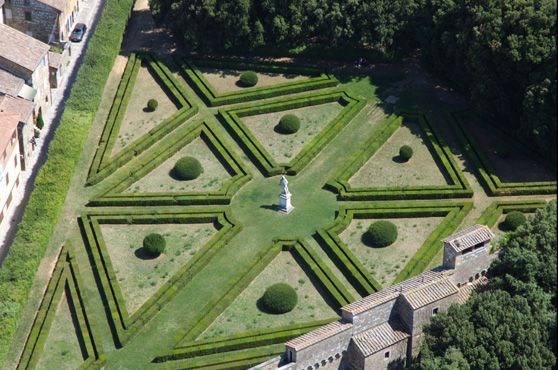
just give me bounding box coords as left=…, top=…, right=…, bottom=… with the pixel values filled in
left=278, top=175, right=294, bottom=214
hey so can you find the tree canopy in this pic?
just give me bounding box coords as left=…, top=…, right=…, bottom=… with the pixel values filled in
left=414, top=202, right=557, bottom=370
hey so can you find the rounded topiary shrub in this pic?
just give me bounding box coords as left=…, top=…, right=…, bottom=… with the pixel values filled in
left=275, top=114, right=301, bottom=134
left=364, top=221, right=398, bottom=247
left=171, top=157, right=203, bottom=181
left=147, top=98, right=158, bottom=112
left=239, top=71, right=258, bottom=87
left=260, top=283, right=298, bottom=314
left=399, top=145, right=413, bottom=162
left=143, top=233, right=166, bottom=256
left=504, top=211, right=527, bottom=231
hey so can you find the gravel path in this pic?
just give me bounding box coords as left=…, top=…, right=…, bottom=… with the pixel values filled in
left=0, top=0, right=105, bottom=262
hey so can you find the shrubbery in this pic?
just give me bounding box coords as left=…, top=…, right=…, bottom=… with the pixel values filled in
left=36, top=113, right=44, bottom=130
left=504, top=211, right=527, bottom=231
left=260, top=283, right=298, bottom=314
left=399, top=144, right=413, bottom=162
left=171, top=156, right=203, bottom=180
left=147, top=98, right=158, bottom=111
left=239, top=71, right=258, bottom=87
left=143, top=233, right=166, bottom=256
left=364, top=220, right=398, bottom=247
left=275, top=114, right=300, bottom=134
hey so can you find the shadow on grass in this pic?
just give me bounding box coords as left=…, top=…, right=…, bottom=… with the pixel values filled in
left=134, top=247, right=160, bottom=260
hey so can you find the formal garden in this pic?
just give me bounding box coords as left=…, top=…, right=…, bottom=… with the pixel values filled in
left=0, top=1, right=556, bottom=369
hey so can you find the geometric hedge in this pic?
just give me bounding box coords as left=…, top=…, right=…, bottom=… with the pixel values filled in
left=219, top=90, right=366, bottom=176
left=17, top=247, right=105, bottom=370
left=78, top=208, right=240, bottom=347
left=325, top=112, right=473, bottom=200
left=88, top=120, right=252, bottom=207
left=315, top=201, right=473, bottom=296
left=87, top=52, right=198, bottom=186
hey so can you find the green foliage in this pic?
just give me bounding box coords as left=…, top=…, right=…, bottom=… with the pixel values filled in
left=364, top=220, right=398, bottom=247
left=172, top=157, right=203, bottom=180
left=147, top=98, right=158, bottom=111
left=276, top=114, right=300, bottom=134
left=260, top=283, right=298, bottom=314
left=239, top=71, right=258, bottom=87
left=415, top=202, right=557, bottom=370
left=0, top=0, right=135, bottom=364
left=143, top=233, right=166, bottom=256
left=36, top=113, right=44, bottom=130
left=399, top=144, right=413, bottom=161
left=503, top=211, right=527, bottom=231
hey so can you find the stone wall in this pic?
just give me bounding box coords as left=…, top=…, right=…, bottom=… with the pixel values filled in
left=4, top=0, right=58, bottom=42
left=31, top=54, right=51, bottom=117
left=362, top=340, right=407, bottom=370
left=292, top=329, right=353, bottom=370
left=345, top=299, right=398, bottom=334
left=452, top=244, right=490, bottom=286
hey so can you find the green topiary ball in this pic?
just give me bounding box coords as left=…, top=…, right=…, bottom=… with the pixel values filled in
left=364, top=221, right=398, bottom=247
left=171, top=157, right=203, bottom=181
left=399, top=145, right=413, bottom=162
left=260, top=283, right=298, bottom=314
left=143, top=233, right=166, bottom=256
left=239, top=71, right=258, bottom=87
left=147, top=98, right=158, bottom=112
left=275, top=114, right=301, bottom=134
left=504, top=211, right=527, bottom=231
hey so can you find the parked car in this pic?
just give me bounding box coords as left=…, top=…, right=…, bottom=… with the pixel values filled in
left=70, top=23, right=87, bottom=42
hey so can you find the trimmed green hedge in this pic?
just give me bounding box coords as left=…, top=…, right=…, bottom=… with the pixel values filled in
left=450, top=111, right=556, bottom=196
left=176, top=56, right=339, bottom=106
left=17, top=247, right=105, bottom=370
left=260, top=283, right=298, bottom=314
left=364, top=221, right=398, bottom=247
left=80, top=209, right=240, bottom=346
left=88, top=121, right=252, bottom=207
left=153, top=320, right=332, bottom=363
left=171, top=156, right=203, bottom=181
left=276, top=114, right=300, bottom=134
left=315, top=201, right=473, bottom=295
left=87, top=52, right=198, bottom=186
left=325, top=112, right=473, bottom=200
left=219, top=90, right=365, bottom=176
left=239, top=71, right=258, bottom=87
left=476, top=200, right=548, bottom=229
left=0, top=0, right=134, bottom=365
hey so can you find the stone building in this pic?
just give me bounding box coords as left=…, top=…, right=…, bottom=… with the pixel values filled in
left=2, top=0, right=80, bottom=43
left=0, top=112, right=23, bottom=226
left=0, top=23, right=51, bottom=119
left=253, top=225, right=496, bottom=370
left=0, top=0, right=5, bottom=23
left=0, top=94, right=35, bottom=170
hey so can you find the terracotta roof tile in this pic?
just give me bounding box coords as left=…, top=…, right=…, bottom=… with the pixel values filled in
left=0, top=112, right=21, bottom=150
left=0, top=95, right=34, bottom=122
left=443, top=224, right=494, bottom=253
left=0, top=68, right=25, bottom=96
left=401, top=278, right=458, bottom=309
left=0, top=24, right=50, bottom=74
left=285, top=321, right=352, bottom=351
left=352, top=320, right=409, bottom=356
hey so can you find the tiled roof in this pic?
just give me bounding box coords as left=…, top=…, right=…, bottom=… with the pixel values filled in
left=0, top=24, right=50, bottom=74
left=48, top=51, right=62, bottom=68
left=401, top=278, right=458, bottom=309
left=0, top=112, right=21, bottom=150
left=443, top=224, right=494, bottom=253
left=456, top=276, right=488, bottom=305
left=285, top=321, right=352, bottom=351
left=0, top=68, right=24, bottom=96
left=0, top=95, right=34, bottom=122
left=352, top=320, right=409, bottom=357
left=38, top=0, right=66, bottom=11
left=342, top=270, right=446, bottom=316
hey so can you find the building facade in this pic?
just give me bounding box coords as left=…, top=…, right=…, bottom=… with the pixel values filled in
left=0, top=112, right=22, bottom=226
left=2, top=0, right=80, bottom=43
left=253, top=225, right=496, bottom=370
left=0, top=94, right=35, bottom=169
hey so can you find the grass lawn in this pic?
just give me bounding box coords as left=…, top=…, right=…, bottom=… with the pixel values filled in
left=99, top=223, right=217, bottom=314
left=199, top=67, right=308, bottom=93
left=35, top=291, right=85, bottom=370
left=339, top=217, right=444, bottom=286
left=112, top=65, right=179, bottom=155
left=199, top=251, right=338, bottom=340
left=125, top=136, right=232, bottom=193
left=349, top=121, right=451, bottom=187
left=240, top=102, right=344, bottom=163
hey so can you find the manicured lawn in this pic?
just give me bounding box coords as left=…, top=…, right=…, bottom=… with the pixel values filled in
left=199, top=67, right=308, bottom=93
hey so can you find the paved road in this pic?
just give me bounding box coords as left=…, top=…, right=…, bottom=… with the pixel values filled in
left=0, top=0, right=104, bottom=261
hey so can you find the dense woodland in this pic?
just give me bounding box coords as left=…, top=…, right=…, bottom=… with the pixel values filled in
left=150, top=0, right=557, bottom=162
left=414, top=201, right=557, bottom=369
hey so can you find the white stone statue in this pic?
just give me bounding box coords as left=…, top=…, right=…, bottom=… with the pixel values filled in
left=278, top=175, right=294, bottom=214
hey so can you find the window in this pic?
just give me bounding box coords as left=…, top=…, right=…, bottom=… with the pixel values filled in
left=432, top=307, right=439, bottom=316
left=14, top=155, right=18, bottom=167
left=5, top=172, right=9, bottom=186
left=384, top=351, right=390, bottom=359
left=25, top=11, right=32, bottom=21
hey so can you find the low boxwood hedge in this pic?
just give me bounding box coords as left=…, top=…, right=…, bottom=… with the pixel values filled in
left=172, top=157, right=203, bottom=181
left=275, top=114, right=300, bottom=134
left=260, top=283, right=298, bottom=314
left=399, top=145, right=413, bottom=162
left=364, top=221, right=398, bottom=247
left=143, top=233, right=166, bottom=256
left=503, top=211, right=527, bottom=231
left=239, top=71, right=258, bottom=87
left=0, top=0, right=135, bottom=364
left=147, top=98, right=158, bottom=112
